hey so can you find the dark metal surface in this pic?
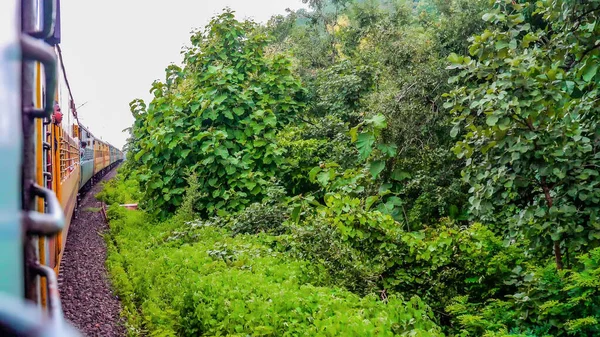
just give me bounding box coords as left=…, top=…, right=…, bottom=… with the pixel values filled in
left=28, top=0, right=57, bottom=39
left=45, top=0, right=61, bottom=46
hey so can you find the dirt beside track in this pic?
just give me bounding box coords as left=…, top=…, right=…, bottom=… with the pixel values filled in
left=59, top=167, right=125, bottom=337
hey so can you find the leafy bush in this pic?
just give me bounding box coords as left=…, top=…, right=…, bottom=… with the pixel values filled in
left=283, top=206, right=393, bottom=295
left=313, top=59, right=376, bottom=122
left=224, top=181, right=291, bottom=236
left=96, top=174, right=141, bottom=205
left=286, top=191, right=523, bottom=321
left=276, top=115, right=357, bottom=196
left=104, top=198, right=443, bottom=336
left=126, top=10, right=305, bottom=218
left=448, top=248, right=600, bottom=336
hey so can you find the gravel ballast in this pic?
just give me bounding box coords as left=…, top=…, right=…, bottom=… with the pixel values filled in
left=59, top=167, right=125, bottom=337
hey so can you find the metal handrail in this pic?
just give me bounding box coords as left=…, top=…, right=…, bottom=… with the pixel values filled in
left=20, top=34, right=57, bottom=119
left=32, top=265, right=63, bottom=324
left=28, top=0, right=57, bottom=39
left=23, top=183, right=65, bottom=236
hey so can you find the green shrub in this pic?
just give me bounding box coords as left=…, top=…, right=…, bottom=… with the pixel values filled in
left=97, top=175, right=141, bottom=205
left=276, top=116, right=357, bottom=196
left=283, top=214, right=384, bottom=295
left=313, top=59, right=376, bottom=123
left=227, top=181, right=290, bottom=236
left=104, top=177, right=444, bottom=336
left=448, top=248, right=600, bottom=337
left=107, top=217, right=444, bottom=336
left=286, top=192, right=523, bottom=323
left=228, top=201, right=289, bottom=236
left=104, top=205, right=149, bottom=336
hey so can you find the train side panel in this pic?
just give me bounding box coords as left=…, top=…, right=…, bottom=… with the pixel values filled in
left=93, top=141, right=104, bottom=174
left=55, top=127, right=80, bottom=271
left=79, top=127, right=93, bottom=187
left=103, top=144, right=110, bottom=169
left=80, top=147, right=94, bottom=186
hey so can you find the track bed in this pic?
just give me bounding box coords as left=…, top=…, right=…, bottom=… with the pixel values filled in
left=59, top=167, right=125, bottom=337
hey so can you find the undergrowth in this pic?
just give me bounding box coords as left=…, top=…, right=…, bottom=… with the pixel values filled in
left=97, top=172, right=141, bottom=205
left=101, top=176, right=443, bottom=337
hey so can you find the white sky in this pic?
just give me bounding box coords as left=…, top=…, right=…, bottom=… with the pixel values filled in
left=60, top=0, right=307, bottom=149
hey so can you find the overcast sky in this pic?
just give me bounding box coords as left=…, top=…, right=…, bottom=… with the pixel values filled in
left=60, top=0, right=307, bottom=149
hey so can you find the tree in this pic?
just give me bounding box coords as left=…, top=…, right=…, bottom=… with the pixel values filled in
left=446, top=0, right=600, bottom=269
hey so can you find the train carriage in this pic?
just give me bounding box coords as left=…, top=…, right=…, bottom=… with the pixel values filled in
left=52, top=122, right=80, bottom=271
left=110, top=145, right=114, bottom=166
left=78, top=125, right=95, bottom=190
left=94, top=139, right=109, bottom=175
left=0, top=1, right=123, bottom=334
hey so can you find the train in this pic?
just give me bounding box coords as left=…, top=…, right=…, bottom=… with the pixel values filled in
left=1, top=1, right=122, bottom=335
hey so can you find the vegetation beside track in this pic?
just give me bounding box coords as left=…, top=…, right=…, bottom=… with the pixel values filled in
left=108, top=0, right=600, bottom=336
left=101, top=178, right=443, bottom=336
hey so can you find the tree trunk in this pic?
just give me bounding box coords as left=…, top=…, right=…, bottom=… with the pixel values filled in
left=553, top=241, right=563, bottom=270
left=542, top=177, right=563, bottom=270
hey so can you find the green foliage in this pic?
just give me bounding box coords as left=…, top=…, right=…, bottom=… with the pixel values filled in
left=96, top=174, right=141, bottom=205
left=313, top=60, right=376, bottom=122
left=126, top=10, right=305, bottom=218
left=263, top=0, right=478, bottom=232
left=418, top=0, right=488, bottom=56
left=116, top=0, right=600, bottom=335
left=104, top=177, right=444, bottom=336
left=286, top=191, right=523, bottom=318
left=445, top=0, right=600, bottom=267
left=276, top=115, right=357, bottom=195
left=225, top=181, right=291, bottom=236
left=313, top=0, right=476, bottom=227
left=448, top=248, right=600, bottom=336
left=287, top=193, right=402, bottom=294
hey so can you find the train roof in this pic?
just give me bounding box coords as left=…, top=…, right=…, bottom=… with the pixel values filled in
left=78, top=123, right=121, bottom=151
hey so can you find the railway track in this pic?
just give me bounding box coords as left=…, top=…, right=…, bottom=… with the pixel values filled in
left=58, top=166, right=125, bottom=337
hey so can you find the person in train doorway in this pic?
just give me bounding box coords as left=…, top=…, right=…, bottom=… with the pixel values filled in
left=52, top=102, right=62, bottom=153
left=52, top=102, right=63, bottom=125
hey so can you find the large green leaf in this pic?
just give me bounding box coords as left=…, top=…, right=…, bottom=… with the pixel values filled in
left=369, top=160, right=386, bottom=179
left=365, top=114, right=387, bottom=129
left=582, top=61, right=599, bottom=82
left=357, top=133, right=375, bottom=160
